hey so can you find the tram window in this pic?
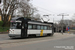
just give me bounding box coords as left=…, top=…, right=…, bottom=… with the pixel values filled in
left=16, top=23, right=21, bottom=29
left=48, top=26, right=50, bottom=30
left=10, top=23, right=17, bottom=29
left=10, top=22, right=21, bottom=29
left=44, top=26, right=47, bottom=30
left=41, top=26, right=43, bottom=30
left=28, top=24, right=32, bottom=29
left=50, top=27, right=52, bottom=30
left=48, top=26, right=52, bottom=30
left=33, top=25, right=37, bottom=29
left=37, top=25, right=40, bottom=29
left=47, top=26, right=51, bottom=30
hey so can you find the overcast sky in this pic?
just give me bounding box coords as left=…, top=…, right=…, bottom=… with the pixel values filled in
left=31, top=0, right=75, bottom=22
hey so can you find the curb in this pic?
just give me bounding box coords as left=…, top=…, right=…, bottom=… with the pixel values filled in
left=0, top=32, right=8, bottom=34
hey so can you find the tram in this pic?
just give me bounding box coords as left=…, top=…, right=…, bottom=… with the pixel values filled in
left=9, top=17, right=54, bottom=38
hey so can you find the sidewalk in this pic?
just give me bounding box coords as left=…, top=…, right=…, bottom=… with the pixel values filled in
left=54, top=32, right=69, bottom=34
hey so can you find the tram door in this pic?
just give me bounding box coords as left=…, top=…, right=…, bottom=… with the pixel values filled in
left=21, top=20, right=28, bottom=38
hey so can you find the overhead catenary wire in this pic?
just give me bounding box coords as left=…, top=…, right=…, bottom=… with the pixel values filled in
left=37, top=10, right=53, bottom=15
left=32, top=4, right=62, bottom=22
left=33, top=4, right=57, bottom=14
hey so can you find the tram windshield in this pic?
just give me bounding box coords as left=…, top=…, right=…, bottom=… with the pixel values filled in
left=10, top=22, right=21, bottom=29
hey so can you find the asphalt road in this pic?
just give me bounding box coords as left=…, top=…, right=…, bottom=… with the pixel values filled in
left=0, top=33, right=75, bottom=50
left=0, top=34, right=9, bottom=41
left=1, top=35, right=75, bottom=50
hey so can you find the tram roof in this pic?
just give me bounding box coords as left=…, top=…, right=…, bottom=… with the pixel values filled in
left=11, top=17, right=53, bottom=24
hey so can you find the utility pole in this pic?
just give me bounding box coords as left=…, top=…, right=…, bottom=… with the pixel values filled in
left=53, top=18, right=54, bottom=23
left=62, top=15, right=64, bottom=34
left=57, top=13, right=69, bottom=34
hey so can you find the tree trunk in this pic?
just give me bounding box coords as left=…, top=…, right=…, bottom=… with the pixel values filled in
left=2, top=14, right=10, bottom=27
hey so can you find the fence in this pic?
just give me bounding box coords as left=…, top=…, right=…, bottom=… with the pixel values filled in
left=0, top=27, right=9, bottom=32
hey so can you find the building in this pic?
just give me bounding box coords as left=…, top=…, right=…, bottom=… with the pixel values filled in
left=71, top=22, right=75, bottom=28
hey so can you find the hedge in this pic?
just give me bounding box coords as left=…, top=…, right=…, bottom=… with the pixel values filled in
left=0, top=21, right=3, bottom=27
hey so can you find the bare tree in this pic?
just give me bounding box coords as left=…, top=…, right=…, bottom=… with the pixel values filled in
left=33, top=13, right=41, bottom=20
left=19, top=2, right=38, bottom=18
left=0, top=0, right=20, bottom=26
left=0, top=0, right=31, bottom=26
left=0, top=0, right=39, bottom=26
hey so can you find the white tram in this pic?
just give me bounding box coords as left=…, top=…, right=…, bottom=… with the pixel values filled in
left=9, top=17, right=54, bottom=38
